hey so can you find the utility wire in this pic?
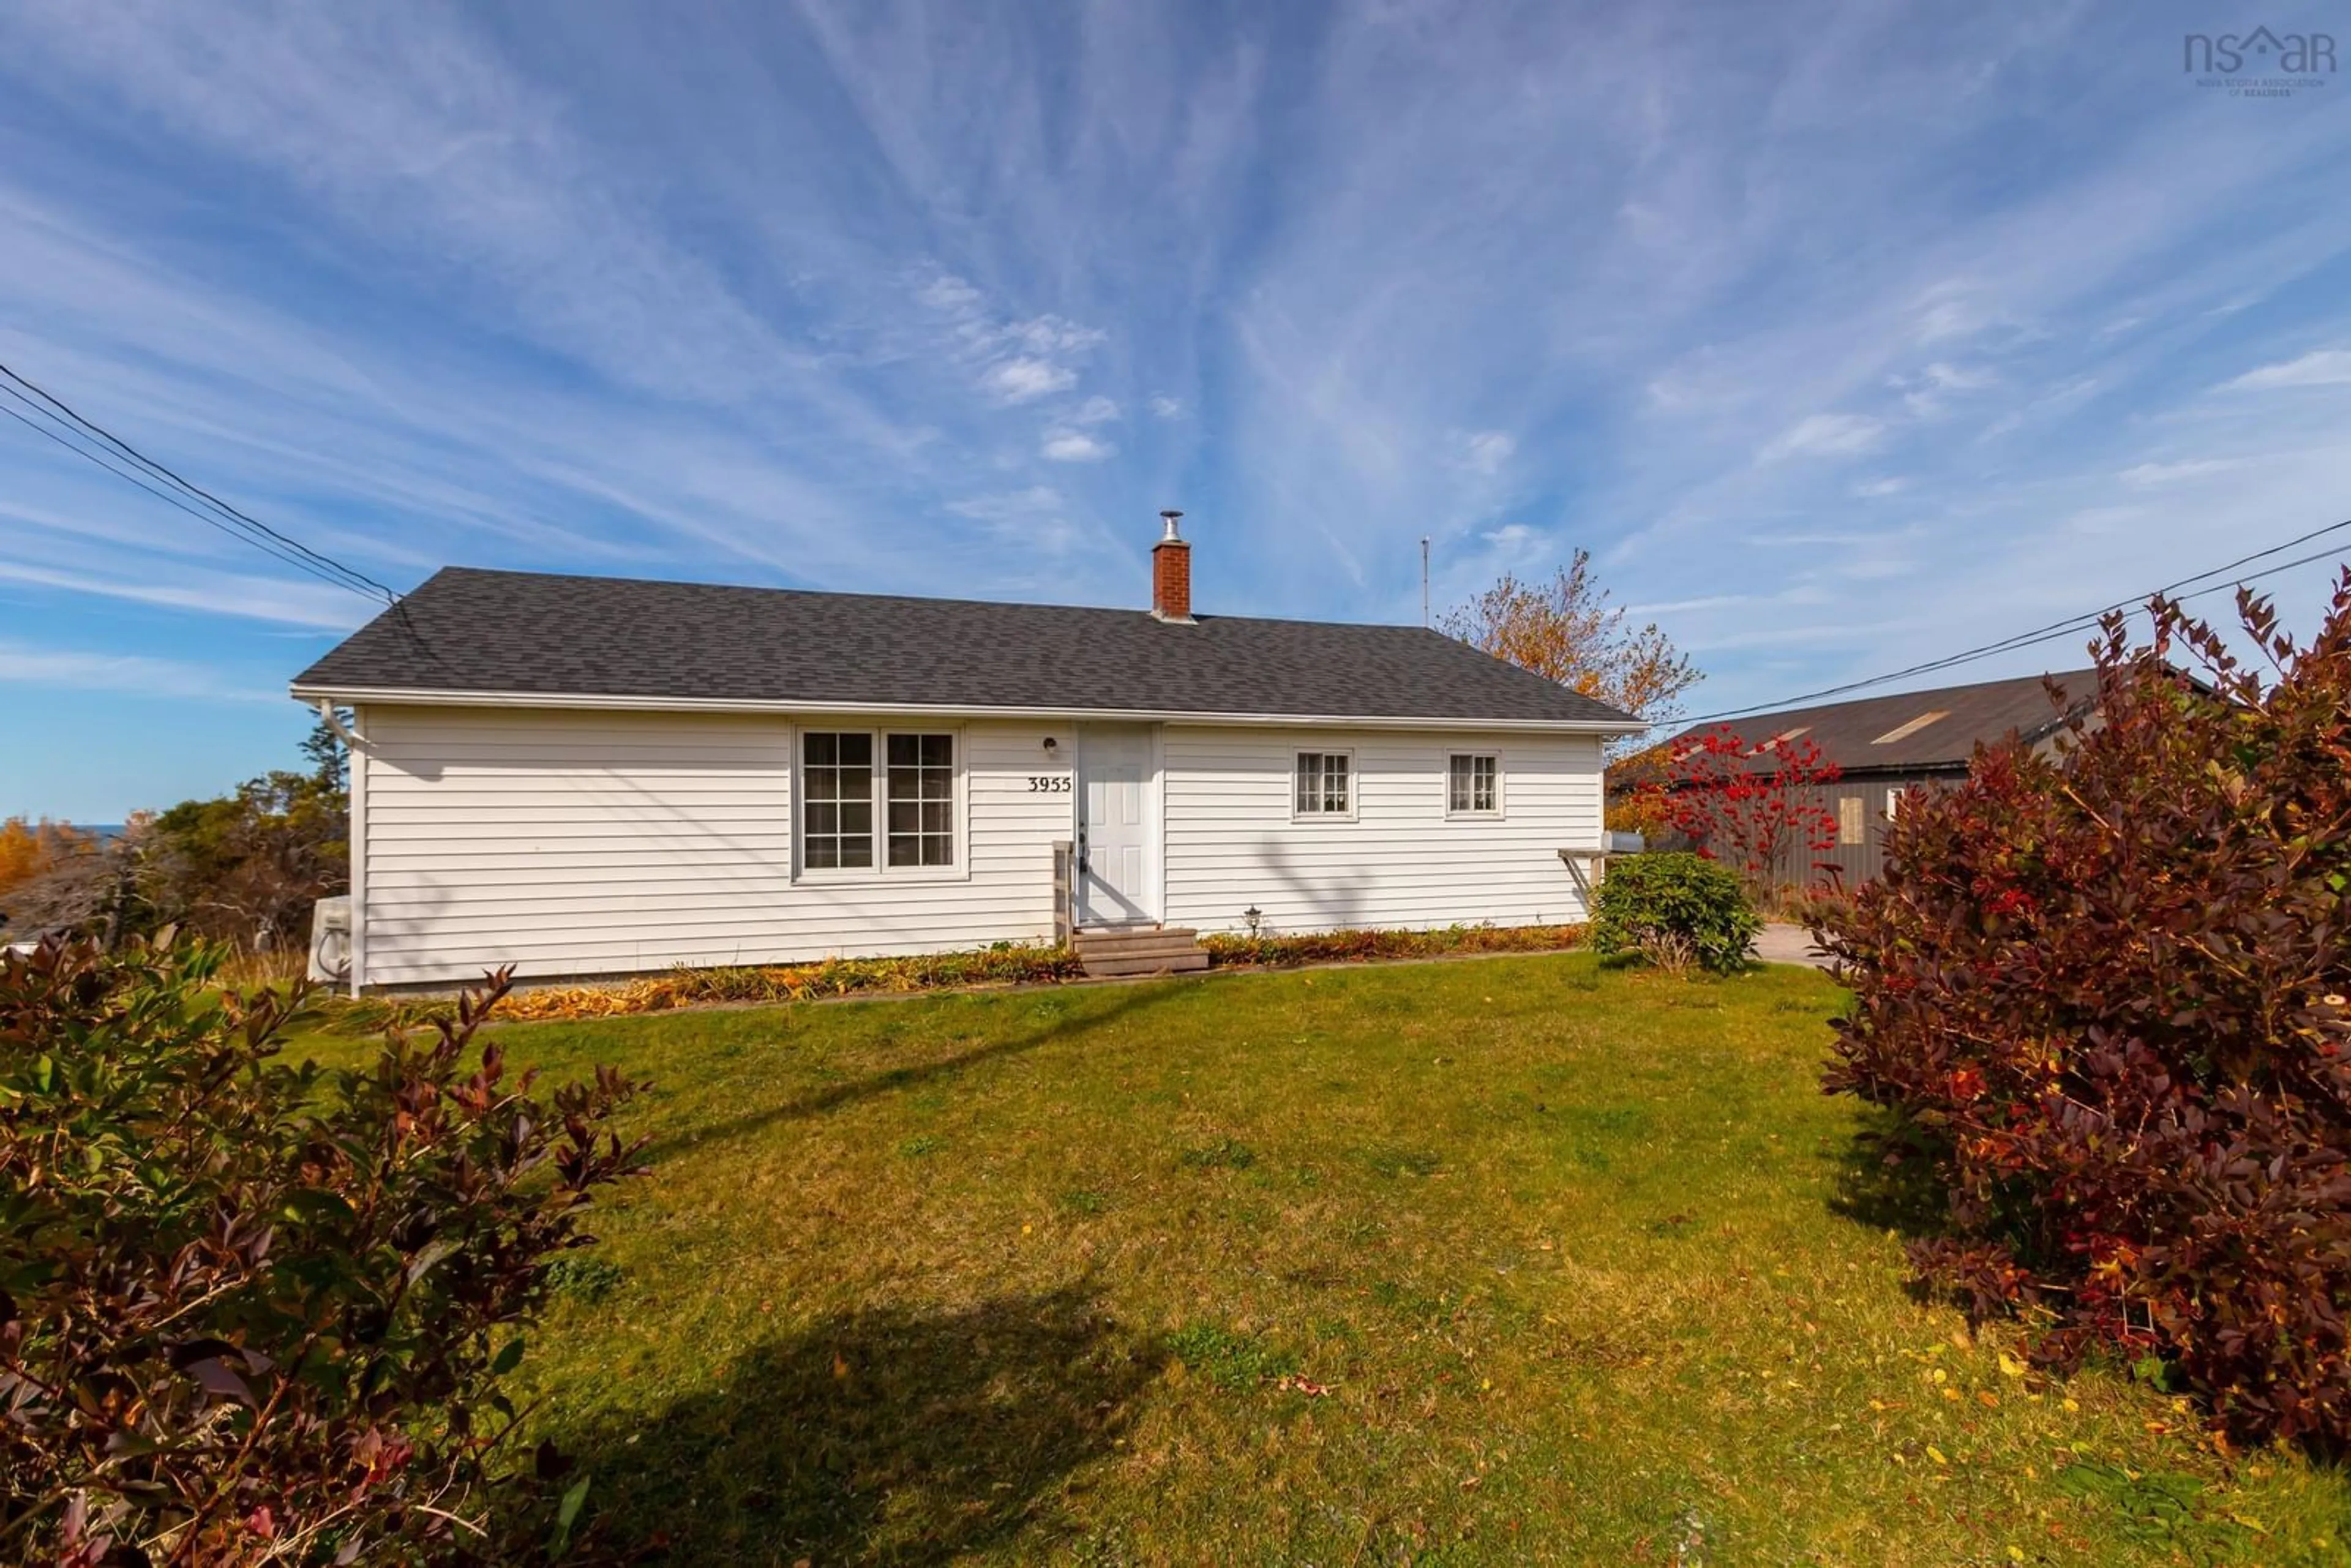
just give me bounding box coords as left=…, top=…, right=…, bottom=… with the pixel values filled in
left=1674, top=516, right=2351, bottom=726
left=0, top=361, right=391, bottom=599
left=0, top=396, right=377, bottom=593
left=0, top=360, right=397, bottom=604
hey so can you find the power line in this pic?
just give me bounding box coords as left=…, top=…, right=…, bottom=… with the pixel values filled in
left=1674, top=516, right=2351, bottom=727
left=0, top=362, right=393, bottom=600
left=0, top=360, right=397, bottom=604
left=0, top=396, right=380, bottom=593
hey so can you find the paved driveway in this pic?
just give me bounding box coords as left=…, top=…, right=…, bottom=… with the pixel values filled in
left=1754, top=921, right=1835, bottom=970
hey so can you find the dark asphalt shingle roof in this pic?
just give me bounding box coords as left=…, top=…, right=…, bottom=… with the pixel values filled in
left=293, top=568, right=1639, bottom=727
left=1702, top=668, right=2101, bottom=772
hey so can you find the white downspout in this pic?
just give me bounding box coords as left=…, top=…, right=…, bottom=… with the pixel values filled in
left=315, top=697, right=364, bottom=752
left=318, top=699, right=368, bottom=997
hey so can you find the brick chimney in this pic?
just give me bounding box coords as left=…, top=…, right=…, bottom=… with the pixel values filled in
left=1151, top=509, right=1194, bottom=623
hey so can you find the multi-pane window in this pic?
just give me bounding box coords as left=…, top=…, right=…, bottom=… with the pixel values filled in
left=1295, top=751, right=1351, bottom=816
left=1447, top=753, right=1498, bottom=816
left=802, top=732, right=875, bottom=869
left=887, top=733, right=956, bottom=867
left=803, top=731, right=955, bottom=872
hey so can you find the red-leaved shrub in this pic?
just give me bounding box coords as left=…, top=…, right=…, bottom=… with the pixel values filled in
left=1820, top=580, right=2351, bottom=1446
left=1, top=934, right=646, bottom=1564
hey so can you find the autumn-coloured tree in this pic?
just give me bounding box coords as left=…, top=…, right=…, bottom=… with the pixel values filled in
left=0, top=822, right=141, bottom=943
left=1633, top=726, right=1842, bottom=898
left=1, top=714, right=350, bottom=951
left=0, top=816, right=88, bottom=902
left=1442, top=549, right=1703, bottom=754
left=1600, top=740, right=1676, bottom=838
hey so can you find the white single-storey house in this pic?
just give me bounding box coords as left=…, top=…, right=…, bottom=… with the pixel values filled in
left=290, top=517, right=1641, bottom=991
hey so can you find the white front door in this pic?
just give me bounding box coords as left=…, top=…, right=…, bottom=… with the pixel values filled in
left=1077, top=724, right=1155, bottom=926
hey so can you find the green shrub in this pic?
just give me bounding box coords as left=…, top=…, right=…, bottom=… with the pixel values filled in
left=1589, top=852, right=1760, bottom=973
left=0, top=933, right=645, bottom=1564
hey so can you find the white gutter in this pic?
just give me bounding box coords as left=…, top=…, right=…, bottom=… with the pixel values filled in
left=288, top=683, right=1644, bottom=737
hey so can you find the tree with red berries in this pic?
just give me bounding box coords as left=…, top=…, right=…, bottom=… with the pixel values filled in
left=1633, top=726, right=1842, bottom=899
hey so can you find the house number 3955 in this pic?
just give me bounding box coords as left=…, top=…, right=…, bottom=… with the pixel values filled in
left=1027, top=775, right=1071, bottom=792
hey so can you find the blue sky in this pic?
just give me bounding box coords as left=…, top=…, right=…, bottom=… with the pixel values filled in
left=4, top=2, right=2349, bottom=820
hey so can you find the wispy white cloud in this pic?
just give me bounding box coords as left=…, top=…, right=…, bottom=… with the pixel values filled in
left=2118, top=457, right=2246, bottom=487
left=0, top=639, right=275, bottom=703
left=1040, top=427, right=1114, bottom=463
left=6, top=0, right=2351, bottom=814
left=984, top=356, right=1078, bottom=403
left=1761, top=413, right=1886, bottom=462
left=1895, top=361, right=1998, bottom=418
left=1459, top=430, right=1515, bottom=475
left=921, top=276, right=1110, bottom=408
left=0, top=558, right=365, bottom=629
left=1628, top=593, right=1751, bottom=615
left=2223, top=349, right=2351, bottom=391
left=945, top=486, right=1089, bottom=555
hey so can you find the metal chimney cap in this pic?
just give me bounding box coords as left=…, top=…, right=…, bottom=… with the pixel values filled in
left=1159, top=509, right=1183, bottom=541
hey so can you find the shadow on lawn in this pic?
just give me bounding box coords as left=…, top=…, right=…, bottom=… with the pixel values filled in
left=563, top=1284, right=1163, bottom=1566
left=1825, top=1106, right=1952, bottom=1242
left=645, top=981, right=1180, bottom=1164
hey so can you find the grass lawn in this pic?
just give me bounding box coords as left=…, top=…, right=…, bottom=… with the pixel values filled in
left=293, top=955, right=2350, bottom=1565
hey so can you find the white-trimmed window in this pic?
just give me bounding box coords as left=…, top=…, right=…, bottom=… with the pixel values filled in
left=803, top=731, right=875, bottom=869
left=1447, top=752, right=1499, bottom=817
left=1294, top=751, right=1353, bottom=817
left=885, top=733, right=955, bottom=867
left=801, top=730, right=957, bottom=872
left=1886, top=786, right=1907, bottom=822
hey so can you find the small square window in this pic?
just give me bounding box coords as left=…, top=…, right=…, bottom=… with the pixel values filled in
left=1295, top=752, right=1352, bottom=816
left=1447, top=753, right=1498, bottom=816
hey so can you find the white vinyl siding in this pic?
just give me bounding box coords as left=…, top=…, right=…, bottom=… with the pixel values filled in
left=1162, top=727, right=1603, bottom=934
left=351, top=707, right=1617, bottom=988
left=354, top=706, right=1065, bottom=986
